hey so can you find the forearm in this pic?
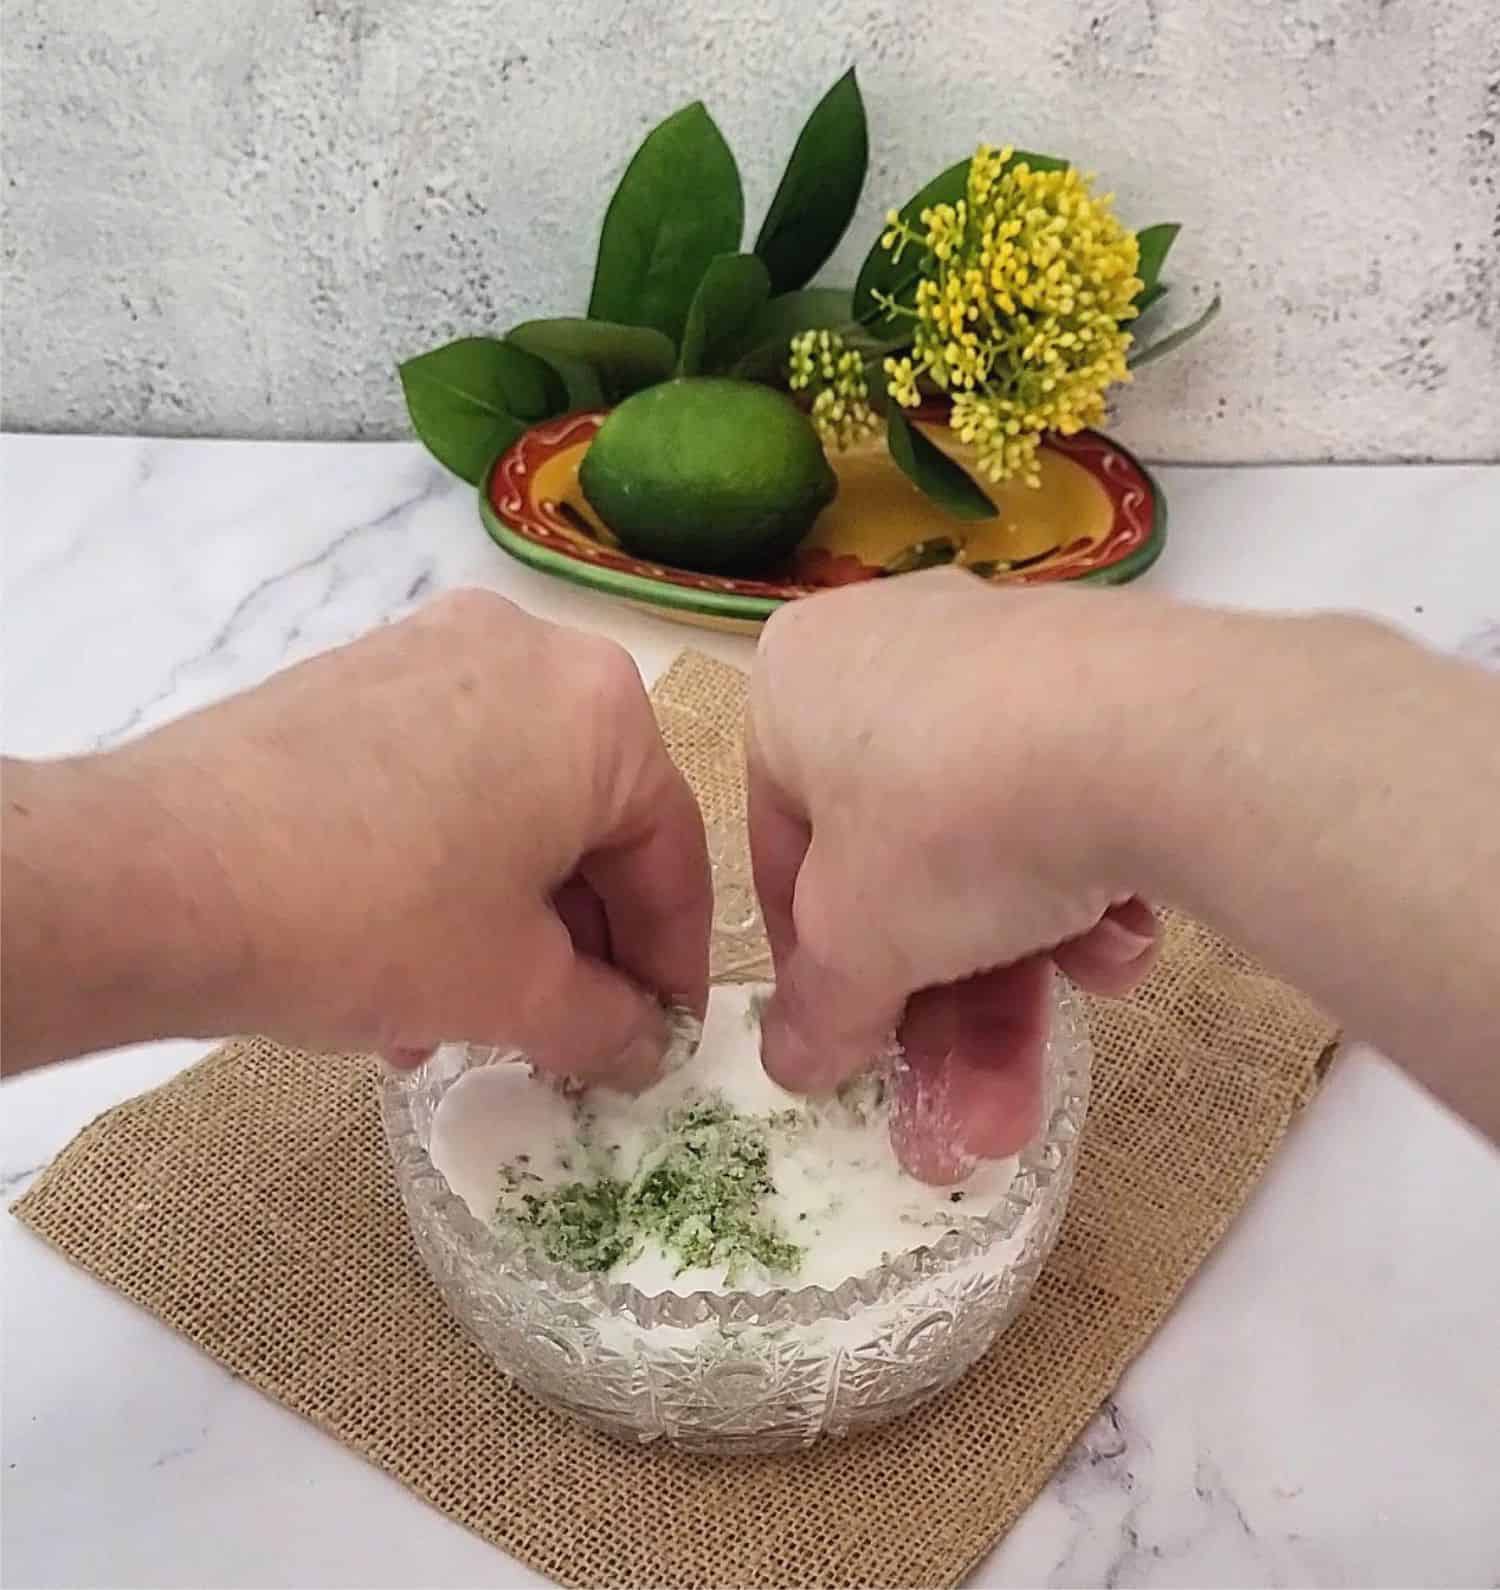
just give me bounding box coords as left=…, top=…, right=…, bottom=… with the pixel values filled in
left=1110, top=605, right=1500, bottom=1134
left=1, top=752, right=255, bottom=1075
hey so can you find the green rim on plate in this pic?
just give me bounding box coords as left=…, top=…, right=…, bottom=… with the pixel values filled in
left=480, top=410, right=1166, bottom=628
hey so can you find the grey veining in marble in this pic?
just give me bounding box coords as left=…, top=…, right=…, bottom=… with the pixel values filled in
left=2, top=437, right=1498, bottom=1588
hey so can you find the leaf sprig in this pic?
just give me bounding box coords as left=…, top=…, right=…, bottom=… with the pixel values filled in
left=399, top=70, right=868, bottom=487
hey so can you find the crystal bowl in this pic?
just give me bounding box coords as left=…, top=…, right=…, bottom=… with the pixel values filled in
left=381, top=978, right=1091, bottom=1454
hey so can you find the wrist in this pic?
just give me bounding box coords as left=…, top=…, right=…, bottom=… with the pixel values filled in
left=976, top=585, right=1204, bottom=906
left=1090, top=602, right=1374, bottom=916
left=2, top=747, right=259, bottom=1070
left=1073, top=597, right=1258, bottom=910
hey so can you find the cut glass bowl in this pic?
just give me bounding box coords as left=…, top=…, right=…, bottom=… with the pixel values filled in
left=382, top=978, right=1090, bottom=1454
left=383, top=825, right=1091, bottom=1451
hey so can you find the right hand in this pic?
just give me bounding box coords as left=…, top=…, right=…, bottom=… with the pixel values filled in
left=748, top=569, right=1160, bottom=1181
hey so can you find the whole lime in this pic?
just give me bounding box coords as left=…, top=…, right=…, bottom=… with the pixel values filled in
left=579, top=378, right=837, bottom=574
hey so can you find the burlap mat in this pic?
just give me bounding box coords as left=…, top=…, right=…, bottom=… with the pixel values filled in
left=13, top=650, right=1338, bottom=1590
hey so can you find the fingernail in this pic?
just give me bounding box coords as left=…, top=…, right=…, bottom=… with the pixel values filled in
left=1092, top=914, right=1157, bottom=964
left=759, top=1004, right=843, bottom=1094
left=659, top=1005, right=703, bottom=1077
left=609, top=1030, right=667, bottom=1094
left=889, top=1062, right=979, bottom=1186
left=380, top=1044, right=433, bottom=1072
left=955, top=1069, right=1044, bottom=1162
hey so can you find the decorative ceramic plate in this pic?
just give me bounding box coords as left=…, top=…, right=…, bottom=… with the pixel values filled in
left=481, top=403, right=1165, bottom=635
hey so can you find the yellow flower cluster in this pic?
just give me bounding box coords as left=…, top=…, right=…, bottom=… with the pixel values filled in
left=788, top=329, right=878, bottom=450
left=878, top=145, right=1142, bottom=487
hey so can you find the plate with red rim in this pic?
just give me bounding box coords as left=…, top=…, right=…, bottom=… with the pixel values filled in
left=480, top=401, right=1165, bottom=635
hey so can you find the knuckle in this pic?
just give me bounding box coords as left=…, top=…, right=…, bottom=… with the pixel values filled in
left=567, top=632, right=647, bottom=712
left=789, top=867, right=847, bottom=976
left=512, top=939, right=574, bottom=1040
left=1316, top=610, right=1400, bottom=651
left=757, top=592, right=815, bottom=664
left=751, top=602, right=821, bottom=763
left=422, top=586, right=517, bottom=633
left=903, top=799, right=964, bottom=872
left=796, top=846, right=915, bottom=989
left=575, top=641, right=661, bottom=787
left=919, top=565, right=978, bottom=594
left=514, top=633, right=673, bottom=844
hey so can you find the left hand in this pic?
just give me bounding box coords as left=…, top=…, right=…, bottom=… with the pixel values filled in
left=2, top=590, right=713, bottom=1084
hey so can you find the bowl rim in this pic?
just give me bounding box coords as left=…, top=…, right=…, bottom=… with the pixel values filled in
left=380, top=978, right=1092, bottom=1331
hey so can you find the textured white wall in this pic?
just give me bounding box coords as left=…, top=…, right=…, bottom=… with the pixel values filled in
left=2, top=0, right=1496, bottom=461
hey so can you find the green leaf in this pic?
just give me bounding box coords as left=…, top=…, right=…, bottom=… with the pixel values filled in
left=862, top=374, right=893, bottom=417
left=754, top=68, right=868, bottom=295
left=398, top=337, right=564, bottom=485
left=721, top=287, right=907, bottom=384
left=854, top=149, right=1068, bottom=332
left=506, top=318, right=675, bottom=408
left=967, top=546, right=1056, bottom=578
left=677, top=253, right=772, bottom=376
left=753, top=287, right=856, bottom=337
left=883, top=537, right=960, bottom=574
left=1132, top=226, right=1179, bottom=325
left=587, top=102, right=744, bottom=345
left=853, top=159, right=965, bottom=331
left=1134, top=223, right=1180, bottom=299
left=506, top=340, right=604, bottom=410
left=1128, top=292, right=1222, bottom=369
left=885, top=410, right=997, bottom=521
left=725, top=286, right=854, bottom=380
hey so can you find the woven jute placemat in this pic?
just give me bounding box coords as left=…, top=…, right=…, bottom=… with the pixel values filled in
left=13, top=651, right=1338, bottom=1590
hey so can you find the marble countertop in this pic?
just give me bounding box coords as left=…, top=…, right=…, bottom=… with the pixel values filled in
left=2, top=436, right=1497, bottom=1589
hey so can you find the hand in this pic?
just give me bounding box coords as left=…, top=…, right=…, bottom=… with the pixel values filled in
left=2, top=591, right=712, bottom=1083
left=748, top=569, right=1159, bottom=1182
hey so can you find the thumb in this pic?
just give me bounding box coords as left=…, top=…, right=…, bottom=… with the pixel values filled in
left=757, top=840, right=907, bottom=1095
left=888, top=957, right=1051, bottom=1184
left=505, top=910, right=669, bottom=1092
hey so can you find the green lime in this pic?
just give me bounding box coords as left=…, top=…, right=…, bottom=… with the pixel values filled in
left=579, top=378, right=837, bottom=574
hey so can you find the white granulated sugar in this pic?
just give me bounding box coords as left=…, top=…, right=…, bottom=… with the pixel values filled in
left=429, top=982, right=1017, bottom=1295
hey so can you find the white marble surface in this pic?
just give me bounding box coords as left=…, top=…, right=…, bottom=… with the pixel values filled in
left=2, top=435, right=1498, bottom=1589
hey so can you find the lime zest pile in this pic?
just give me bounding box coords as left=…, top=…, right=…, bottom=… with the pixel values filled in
left=496, top=1096, right=805, bottom=1283
left=509, top=1177, right=635, bottom=1274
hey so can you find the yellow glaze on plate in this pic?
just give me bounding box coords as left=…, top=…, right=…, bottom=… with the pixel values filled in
left=530, top=424, right=1114, bottom=574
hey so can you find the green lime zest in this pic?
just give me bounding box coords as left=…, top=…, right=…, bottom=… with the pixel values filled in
left=497, top=1095, right=805, bottom=1283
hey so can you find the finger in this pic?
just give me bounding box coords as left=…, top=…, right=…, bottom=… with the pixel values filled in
left=507, top=911, right=669, bottom=1091
left=746, top=735, right=811, bottom=978
left=889, top=957, right=1051, bottom=1184
left=584, top=760, right=712, bottom=1021
left=553, top=875, right=612, bottom=963
left=1052, top=897, right=1160, bottom=997
left=757, top=839, right=907, bottom=1095
left=381, top=1043, right=434, bottom=1072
